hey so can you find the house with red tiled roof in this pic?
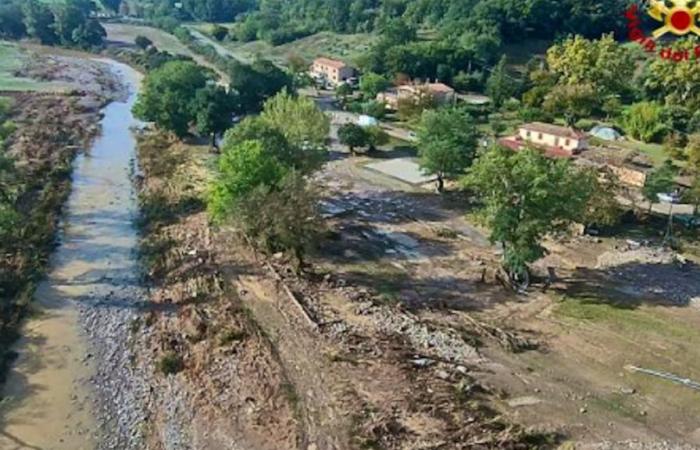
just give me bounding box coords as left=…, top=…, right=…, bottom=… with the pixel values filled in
left=498, top=122, right=589, bottom=158
left=310, top=57, right=355, bottom=86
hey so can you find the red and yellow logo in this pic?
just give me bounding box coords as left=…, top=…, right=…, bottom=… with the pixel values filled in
left=648, top=0, right=700, bottom=37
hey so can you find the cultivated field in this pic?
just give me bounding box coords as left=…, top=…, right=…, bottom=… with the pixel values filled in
left=194, top=28, right=377, bottom=67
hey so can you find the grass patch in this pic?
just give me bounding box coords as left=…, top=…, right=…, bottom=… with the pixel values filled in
left=158, top=352, right=184, bottom=375
left=614, top=138, right=667, bottom=166
left=219, top=328, right=247, bottom=345
left=589, top=392, right=645, bottom=421
left=218, top=31, right=377, bottom=67
left=0, top=42, right=54, bottom=91
left=554, top=296, right=700, bottom=342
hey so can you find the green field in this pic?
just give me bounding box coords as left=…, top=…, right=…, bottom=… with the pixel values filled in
left=209, top=30, right=377, bottom=67
left=0, top=42, right=57, bottom=91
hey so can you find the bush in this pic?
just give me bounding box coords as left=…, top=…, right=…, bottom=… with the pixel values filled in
left=134, top=35, right=153, bottom=49
left=621, top=101, right=668, bottom=143
left=211, top=24, right=228, bottom=41
left=158, top=352, right=184, bottom=375
left=574, top=119, right=596, bottom=131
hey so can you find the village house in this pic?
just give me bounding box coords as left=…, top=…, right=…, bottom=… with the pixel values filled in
left=498, top=122, right=588, bottom=158
left=309, top=57, right=355, bottom=86
left=377, top=82, right=456, bottom=109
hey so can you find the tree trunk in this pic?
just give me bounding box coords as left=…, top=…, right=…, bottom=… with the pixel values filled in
left=436, top=175, right=445, bottom=193
left=293, top=246, right=304, bottom=275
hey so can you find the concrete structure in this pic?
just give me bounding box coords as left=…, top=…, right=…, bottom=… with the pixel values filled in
left=377, top=82, right=456, bottom=109
left=365, top=158, right=437, bottom=185
left=310, top=57, right=355, bottom=86
left=499, top=122, right=588, bottom=158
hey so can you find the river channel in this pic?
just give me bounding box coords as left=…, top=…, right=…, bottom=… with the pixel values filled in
left=0, top=59, right=148, bottom=450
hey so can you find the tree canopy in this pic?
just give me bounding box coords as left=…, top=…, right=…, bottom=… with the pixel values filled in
left=417, top=107, right=478, bottom=192
left=463, top=146, right=595, bottom=285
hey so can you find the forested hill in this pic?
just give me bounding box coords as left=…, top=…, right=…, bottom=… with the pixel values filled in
left=123, top=0, right=630, bottom=42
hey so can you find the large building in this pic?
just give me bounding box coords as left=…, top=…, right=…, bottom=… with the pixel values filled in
left=377, top=82, right=456, bottom=109
left=310, top=57, right=355, bottom=86
left=499, top=122, right=588, bottom=158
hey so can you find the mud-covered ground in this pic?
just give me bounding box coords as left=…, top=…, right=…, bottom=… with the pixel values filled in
left=134, top=131, right=551, bottom=449
left=312, top=140, right=700, bottom=448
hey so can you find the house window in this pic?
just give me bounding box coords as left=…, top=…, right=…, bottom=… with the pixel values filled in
left=526, top=131, right=531, bottom=138
left=538, top=133, right=543, bottom=139
left=565, top=139, right=570, bottom=146
left=555, top=137, right=560, bottom=146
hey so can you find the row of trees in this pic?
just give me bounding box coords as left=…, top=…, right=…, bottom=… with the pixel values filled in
left=134, top=52, right=329, bottom=268
left=132, top=48, right=294, bottom=143
left=0, top=0, right=105, bottom=48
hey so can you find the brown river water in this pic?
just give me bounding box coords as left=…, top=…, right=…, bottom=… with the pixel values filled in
left=0, top=60, right=149, bottom=450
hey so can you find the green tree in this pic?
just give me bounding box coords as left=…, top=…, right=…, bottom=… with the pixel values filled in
left=687, top=134, right=700, bottom=174
left=260, top=90, right=330, bottom=172
left=133, top=61, right=211, bottom=137
left=642, top=162, right=676, bottom=214
left=208, top=139, right=288, bottom=220
left=581, top=168, right=622, bottom=228
left=211, top=24, right=228, bottom=41
left=194, top=85, right=236, bottom=148
left=486, top=55, right=514, bottom=108
left=417, top=107, right=478, bottom=192
left=338, top=123, right=369, bottom=154
left=366, top=125, right=389, bottom=152
left=545, top=34, right=633, bottom=98
left=22, top=0, right=58, bottom=45
left=622, top=102, right=668, bottom=143
left=543, top=83, right=599, bottom=127
left=335, top=83, right=353, bottom=104
left=645, top=37, right=700, bottom=110
left=0, top=1, right=26, bottom=39
left=360, top=72, right=390, bottom=99
left=397, top=88, right=436, bottom=121
left=463, top=146, right=594, bottom=287
left=362, top=100, right=387, bottom=119
left=236, top=171, right=320, bottom=271
left=229, top=59, right=293, bottom=113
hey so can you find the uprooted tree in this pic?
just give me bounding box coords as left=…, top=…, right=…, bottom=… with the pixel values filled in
left=463, top=145, right=595, bottom=289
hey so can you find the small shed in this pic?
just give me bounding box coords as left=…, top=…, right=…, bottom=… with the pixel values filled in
left=590, top=125, right=622, bottom=141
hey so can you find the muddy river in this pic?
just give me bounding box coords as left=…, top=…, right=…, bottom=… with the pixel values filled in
left=0, top=60, right=148, bottom=450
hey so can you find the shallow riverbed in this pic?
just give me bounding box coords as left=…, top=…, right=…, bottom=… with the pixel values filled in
left=0, top=60, right=148, bottom=450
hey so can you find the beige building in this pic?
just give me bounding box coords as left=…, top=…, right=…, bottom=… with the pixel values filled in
left=310, top=57, right=355, bottom=86
left=499, top=122, right=588, bottom=158
left=377, top=82, right=456, bottom=109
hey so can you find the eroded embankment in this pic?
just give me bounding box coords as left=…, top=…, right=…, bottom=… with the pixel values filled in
left=134, top=132, right=301, bottom=449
